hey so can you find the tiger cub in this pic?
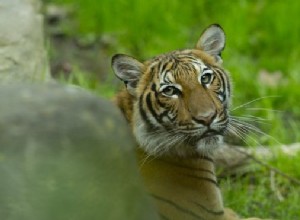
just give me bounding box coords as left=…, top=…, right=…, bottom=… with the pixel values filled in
left=112, top=24, right=267, bottom=220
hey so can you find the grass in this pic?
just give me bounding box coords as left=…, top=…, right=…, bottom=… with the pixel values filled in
left=219, top=147, right=300, bottom=219
left=59, top=68, right=117, bottom=99
left=45, top=0, right=300, bottom=219
left=48, top=0, right=300, bottom=145
left=221, top=169, right=300, bottom=219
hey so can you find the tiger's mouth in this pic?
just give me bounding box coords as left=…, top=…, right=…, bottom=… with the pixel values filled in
left=180, top=127, right=224, bottom=138
left=182, top=128, right=225, bottom=146
left=200, top=129, right=222, bottom=138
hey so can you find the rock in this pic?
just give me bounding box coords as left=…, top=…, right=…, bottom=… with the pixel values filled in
left=0, top=83, right=159, bottom=220
left=0, top=0, right=50, bottom=82
left=215, top=143, right=300, bottom=177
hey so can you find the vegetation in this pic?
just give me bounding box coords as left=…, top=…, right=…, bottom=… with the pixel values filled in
left=45, top=0, right=300, bottom=219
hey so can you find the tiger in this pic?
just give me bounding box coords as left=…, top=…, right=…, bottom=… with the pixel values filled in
left=112, top=24, right=269, bottom=220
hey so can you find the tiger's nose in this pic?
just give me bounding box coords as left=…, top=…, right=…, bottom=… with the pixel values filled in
left=192, top=111, right=216, bottom=126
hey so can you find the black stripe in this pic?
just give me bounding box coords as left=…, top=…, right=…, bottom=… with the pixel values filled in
left=149, top=65, right=156, bottom=76
left=160, top=62, right=169, bottom=81
left=212, top=67, right=222, bottom=84
left=139, top=94, right=148, bottom=122
left=138, top=61, right=158, bottom=128
left=161, top=62, right=169, bottom=73
left=151, top=83, right=157, bottom=93
left=214, top=68, right=226, bottom=94
left=151, top=194, right=205, bottom=220
left=172, top=58, right=179, bottom=69
left=145, top=92, right=173, bottom=131
left=167, top=114, right=177, bottom=123
left=193, top=201, right=224, bottom=216
left=215, top=67, right=231, bottom=98
left=139, top=93, right=155, bottom=130
left=161, top=159, right=215, bottom=175
left=168, top=58, right=176, bottom=71
left=159, top=110, right=169, bottom=120
left=183, top=174, right=219, bottom=186
left=200, top=155, right=214, bottom=163
left=161, top=62, right=173, bottom=84
left=157, top=97, right=168, bottom=108
left=151, top=82, right=168, bottom=109
left=216, top=91, right=226, bottom=102
left=146, top=93, right=162, bottom=123
left=216, top=110, right=228, bottom=124
left=217, top=115, right=228, bottom=124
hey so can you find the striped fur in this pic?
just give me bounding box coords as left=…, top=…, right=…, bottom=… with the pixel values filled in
left=114, top=48, right=231, bottom=157
left=112, top=24, right=267, bottom=220
left=137, top=149, right=227, bottom=220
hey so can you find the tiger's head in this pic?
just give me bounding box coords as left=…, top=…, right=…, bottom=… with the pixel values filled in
left=112, top=24, right=231, bottom=157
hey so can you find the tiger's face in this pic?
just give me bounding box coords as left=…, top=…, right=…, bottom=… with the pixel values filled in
left=112, top=24, right=231, bottom=157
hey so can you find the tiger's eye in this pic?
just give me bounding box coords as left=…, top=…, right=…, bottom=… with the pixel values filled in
left=162, top=86, right=180, bottom=97
left=201, top=74, right=212, bottom=84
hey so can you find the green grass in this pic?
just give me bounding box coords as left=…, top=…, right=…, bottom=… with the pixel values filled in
left=48, top=0, right=300, bottom=145
left=45, top=0, right=300, bottom=219
left=220, top=149, right=300, bottom=219
left=59, top=68, right=117, bottom=99
left=221, top=169, right=300, bottom=219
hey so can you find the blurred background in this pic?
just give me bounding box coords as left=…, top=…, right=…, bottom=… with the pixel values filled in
left=43, top=0, right=300, bottom=146
left=42, top=0, right=300, bottom=218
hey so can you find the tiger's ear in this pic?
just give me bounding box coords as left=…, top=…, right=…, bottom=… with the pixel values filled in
left=112, top=54, right=144, bottom=96
left=196, top=24, right=225, bottom=63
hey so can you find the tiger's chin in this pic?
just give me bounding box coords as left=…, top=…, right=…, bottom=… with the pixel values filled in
left=195, top=135, right=223, bottom=156
left=134, top=121, right=223, bottom=158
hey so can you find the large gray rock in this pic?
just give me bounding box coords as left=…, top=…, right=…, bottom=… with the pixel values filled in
left=0, top=0, right=50, bottom=82
left=0, top=83, right=159, bottom=220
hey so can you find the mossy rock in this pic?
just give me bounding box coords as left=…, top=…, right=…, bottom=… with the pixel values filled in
left=0, top=83, right=158, bottom=220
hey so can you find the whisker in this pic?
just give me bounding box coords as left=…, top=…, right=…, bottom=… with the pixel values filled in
left=231, top=115, right=269, bottom=121
left=230, top=116, right=270, bottom=125
left=227, top=123, right=263, bottom=147
left=226, top=124, right=251, bottom=146
left=231, top=119, right=263, bottom=133
left=231, top=96, right=280, bottom=112
left=245, top=108, right=283, bottom=113
left=229, top=117, right=282, bottom=146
